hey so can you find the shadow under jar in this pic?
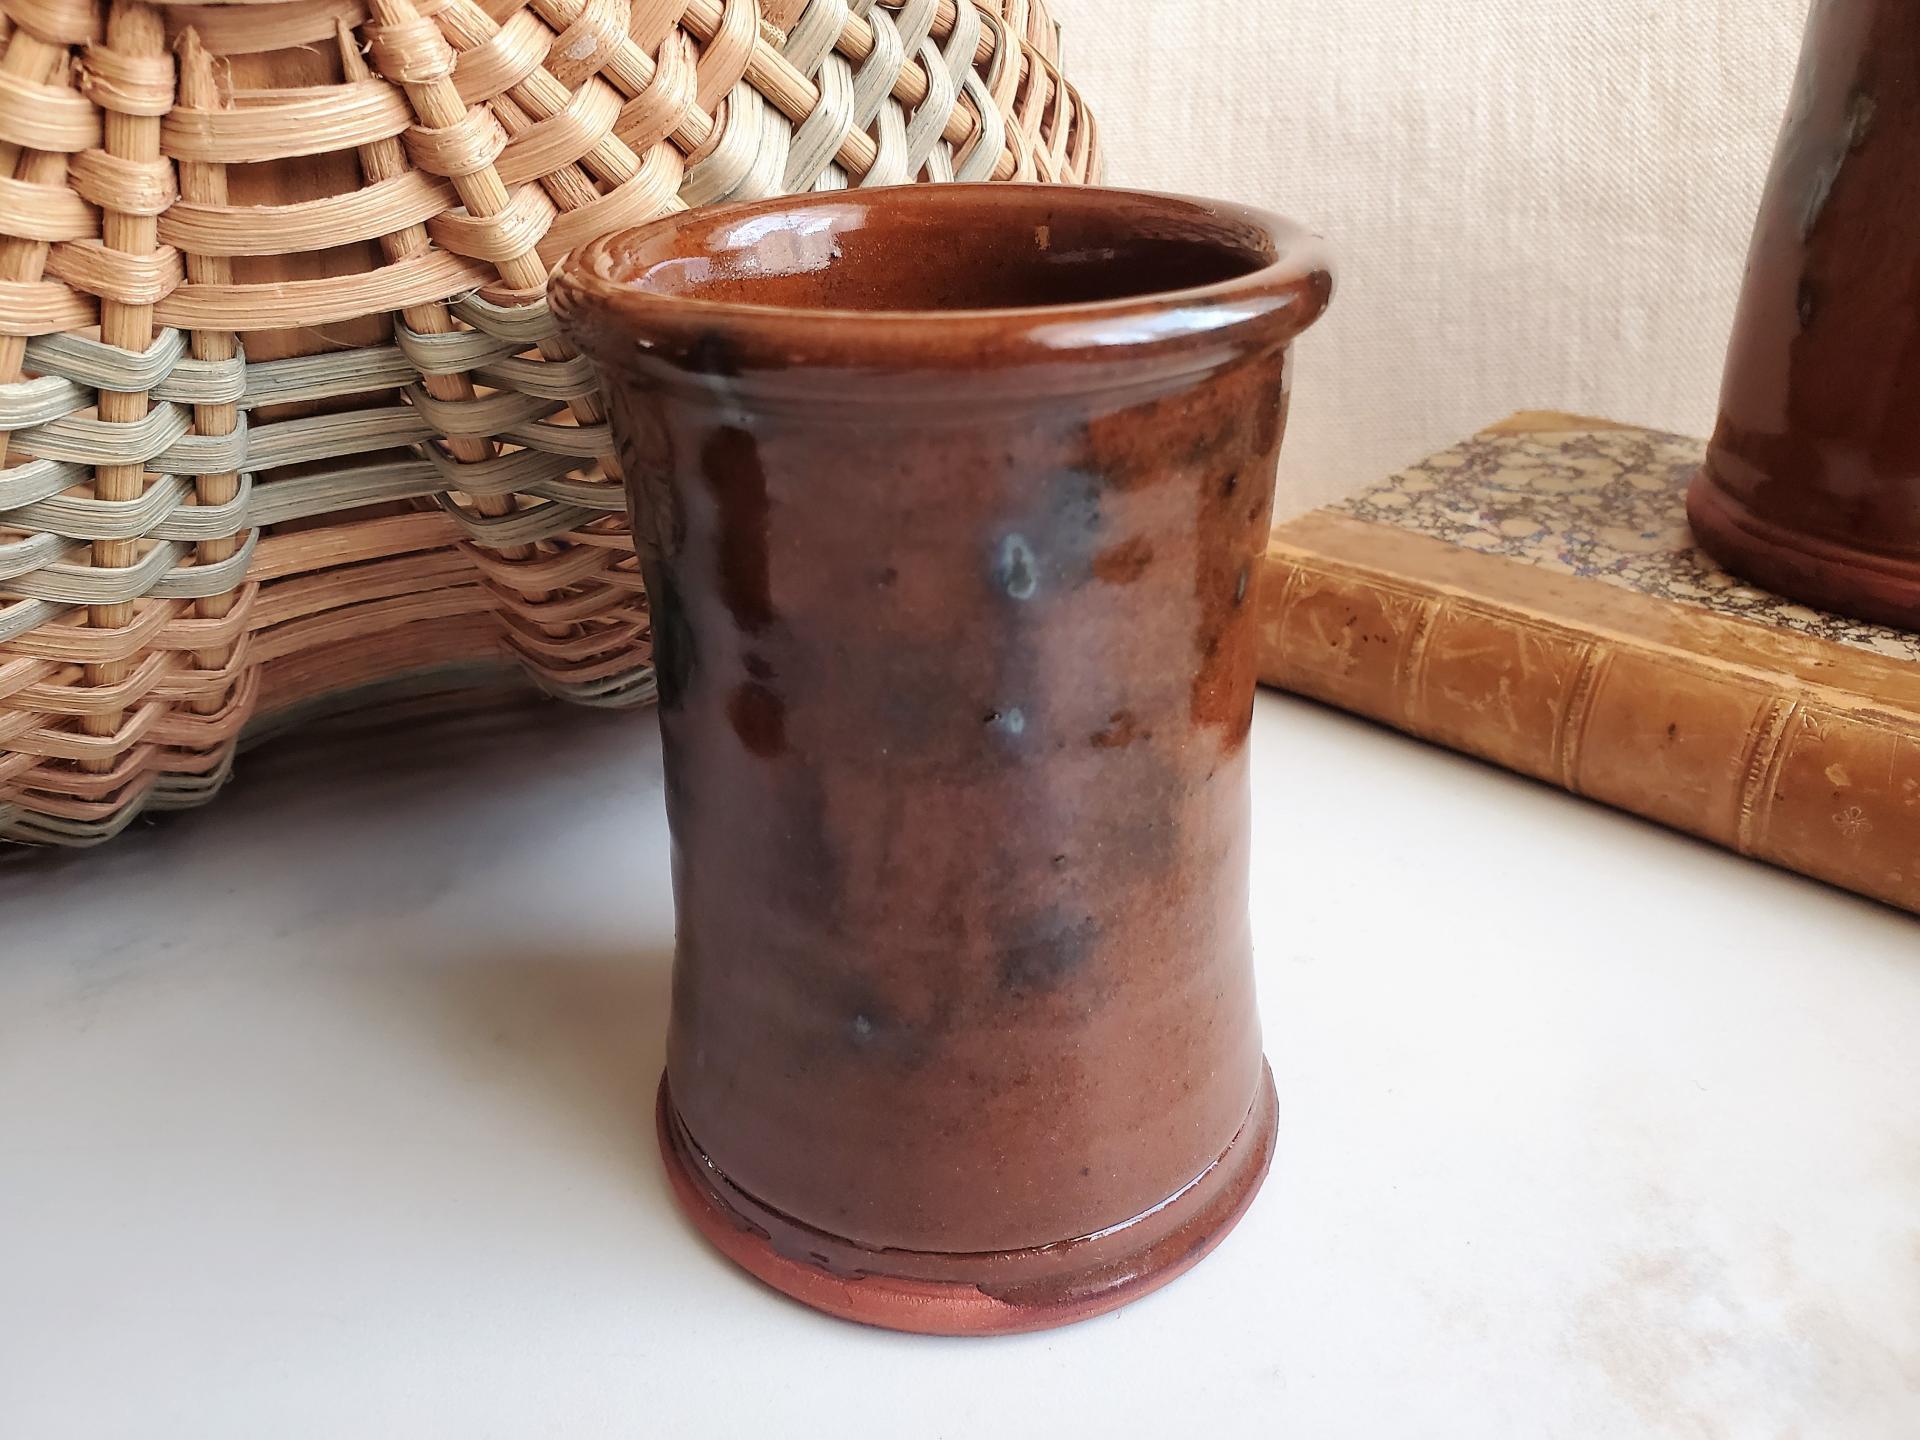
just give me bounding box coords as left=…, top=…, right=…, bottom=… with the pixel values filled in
left=552, top=184, right=1334, bottom=1335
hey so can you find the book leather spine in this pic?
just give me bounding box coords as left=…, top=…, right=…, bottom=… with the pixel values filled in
left=1258, top=548, right=1920, bottom=915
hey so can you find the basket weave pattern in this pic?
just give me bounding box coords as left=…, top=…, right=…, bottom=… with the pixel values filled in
left=0, top=0, right=1097, bottom=844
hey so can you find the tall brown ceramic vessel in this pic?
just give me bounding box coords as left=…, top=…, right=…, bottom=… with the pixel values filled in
left=1689, top=0, right=1920, bottom=626
left=553, top=185, right=1333, bottom=1335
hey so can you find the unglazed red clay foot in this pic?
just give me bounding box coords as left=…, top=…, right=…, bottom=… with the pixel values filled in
left=553, top=184, right=1333, bottom=1336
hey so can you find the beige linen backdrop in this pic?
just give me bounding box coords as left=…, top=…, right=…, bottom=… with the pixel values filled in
left=1054, top=0, right=1813, bottom=512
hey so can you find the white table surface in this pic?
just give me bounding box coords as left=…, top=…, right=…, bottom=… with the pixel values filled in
left=3, top=691, right=1916, bottom=1438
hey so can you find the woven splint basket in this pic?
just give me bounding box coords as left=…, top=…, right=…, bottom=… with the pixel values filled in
left=0, top=0, right=1097, bottom=844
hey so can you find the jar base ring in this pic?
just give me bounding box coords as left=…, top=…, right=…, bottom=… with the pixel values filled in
left=655, top=1064, right=1279, bottom=1336
left=1689, top=467, right=1920, bottom=628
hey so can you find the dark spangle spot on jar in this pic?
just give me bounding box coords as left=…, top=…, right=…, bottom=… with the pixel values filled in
left=1222, top=470, right=1240, bottom=496
left=685, top=330, right=742, bottom=378
left=744, top=651, right=775, bottom=680
left=874, top=565, right=899, bottom=588
left=1080, top=411, right=1185, bottom=492
left=642, top=560, right=695, bottom=711
left=1091, top=535, right=1153, bottom=584
left=1090, top=710, right=1142, bottom=749
left=999, top=913, right=1099, bottom=996
left=1043, top=468, right=1105, bottom=546
left=728, top=680, right=786, bottom=757
left=608, top=397, right=683, bottom=555
left=1080, top=1166, right=1091, bottom=1178
left=829, top=982, right=912, bottom=1062
left=1182, top=422, right=1239, bottom=467
left=701, top=426, right=774, bottom=631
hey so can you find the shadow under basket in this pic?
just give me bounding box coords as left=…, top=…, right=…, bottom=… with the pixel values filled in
left=0, top=0, right=1099, bottom=845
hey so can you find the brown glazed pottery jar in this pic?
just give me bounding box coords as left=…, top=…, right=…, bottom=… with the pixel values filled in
left=1688, top=0, right=1920, bottom=626
left=552, top=184, right=1333, bottom=1335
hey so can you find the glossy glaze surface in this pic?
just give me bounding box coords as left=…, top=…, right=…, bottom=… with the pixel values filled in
left=553, top=184, right=1332, bottom=1327
left=1689, top=0, right=1920, bottom=625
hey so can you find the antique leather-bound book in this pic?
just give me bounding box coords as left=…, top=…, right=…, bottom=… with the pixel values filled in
left=1258, top=414, right=1920, bottom=915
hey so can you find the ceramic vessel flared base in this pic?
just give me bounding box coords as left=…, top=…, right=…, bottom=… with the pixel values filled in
left=1688, top=469, right=1920, bottom=629
left=656, top=1064, right=1279, bottom=1336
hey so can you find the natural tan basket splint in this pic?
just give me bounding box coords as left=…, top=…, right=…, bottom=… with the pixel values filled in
left=0, top=0, right=1099, bottom=844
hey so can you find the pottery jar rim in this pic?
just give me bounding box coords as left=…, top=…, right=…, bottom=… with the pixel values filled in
left=551, top=183, right=1334, bottom=407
